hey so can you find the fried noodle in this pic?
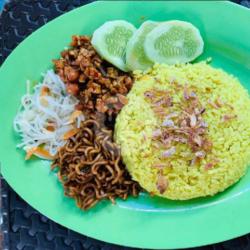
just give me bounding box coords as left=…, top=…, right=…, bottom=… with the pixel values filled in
left=52, top=116, right=140, bottom=210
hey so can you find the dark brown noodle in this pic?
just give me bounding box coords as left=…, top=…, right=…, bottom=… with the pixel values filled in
left=52, top=116, right=141, bottom=210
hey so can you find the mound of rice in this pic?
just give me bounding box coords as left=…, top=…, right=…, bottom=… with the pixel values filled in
left=115, top=62, right=250, bottom=200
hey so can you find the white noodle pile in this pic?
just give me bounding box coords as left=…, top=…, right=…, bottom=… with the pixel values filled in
left=13, top=70, right=84, bottom=159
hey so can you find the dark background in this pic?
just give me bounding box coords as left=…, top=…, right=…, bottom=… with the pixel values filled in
left=1, top=1, right=250, bottom=249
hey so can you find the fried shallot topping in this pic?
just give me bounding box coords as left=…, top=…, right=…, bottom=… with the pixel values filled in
left=156, top=169, right=168, bottom=194
left=146, top=85, right=212, bottom=164
left=144, top=83, right=217, bottom=193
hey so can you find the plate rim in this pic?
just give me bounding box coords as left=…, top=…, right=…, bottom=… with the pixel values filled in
left=1, top=1, right=250, bottom=249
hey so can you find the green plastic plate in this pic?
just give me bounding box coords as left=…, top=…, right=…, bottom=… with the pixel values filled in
left=0, top=1, right=250, bottom=249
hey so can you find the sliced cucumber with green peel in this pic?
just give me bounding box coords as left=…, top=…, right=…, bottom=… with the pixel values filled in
left=91, top=20, right=136, bottom=71
left=126, top=21, right=158, bottom=71
left=144, top=20, right=204, bottom=64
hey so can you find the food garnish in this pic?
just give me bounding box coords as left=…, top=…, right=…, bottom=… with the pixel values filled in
left=144, top=20, right=204, bottom=65
left=162, top=147, right=176, bottom=158
left=126, top=20, right=158, bottom=71
left=14, top=70, right=84, bottom=159
left=25, top=146, right=54, bottom=160
left=145, top=85, right=212, bottom=167
left=204, top=159, right=220, bottom=170
left=92, top=20, right=136, bottom=71
left=62, top=128, right=80, bottom=140
left=143, top=81, right=233, bottom=192
left=221, top=114, right=237, bottom=123
left=90, top=19, right=204, bottom=71
left=156, top=170, right=168, bottom=194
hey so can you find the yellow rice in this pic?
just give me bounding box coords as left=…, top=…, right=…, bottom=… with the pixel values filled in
left=115, top=62, right=250, bottom=200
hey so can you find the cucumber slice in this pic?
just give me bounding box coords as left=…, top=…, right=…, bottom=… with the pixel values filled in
left=91, top=20, right=136, bottom=71
left=144, top=20, right=204, bottom=64
left=126, top=21, right=158, bottom=71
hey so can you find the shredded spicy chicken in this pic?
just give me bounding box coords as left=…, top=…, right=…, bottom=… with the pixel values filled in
left=53, top=36, right=133, bottom=121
